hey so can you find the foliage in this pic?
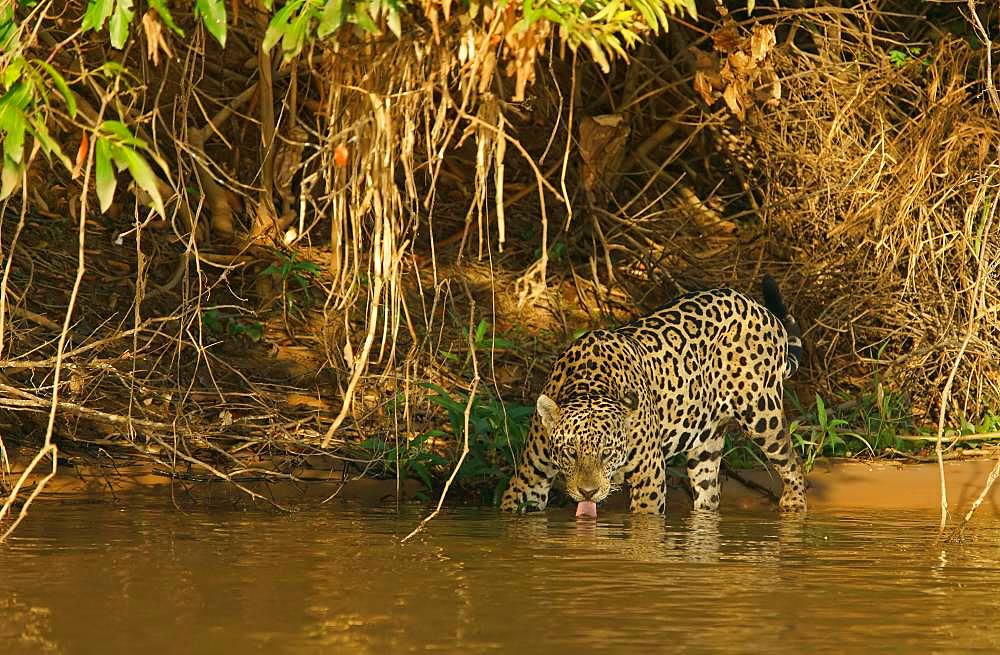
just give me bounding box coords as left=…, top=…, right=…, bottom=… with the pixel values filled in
left=260, top=0, right=702, bottom=68
left=262, top=252, right=322, bottom=315
left=81, top=0, right=219, bottom=46
left=362, top=383, right=533, bottom=503
left=0, top=50, right=74, bottom=199
left=1, top=10, right=166, bottom=212
left=888, top=46, right=931, bottom=69
left=93, top=120, right=168, bottom=216
left=359, top=430, right=449, bottom=497
left=201, top=309, right=265, bottom=342
left=424, top=383, right=534, bottom=505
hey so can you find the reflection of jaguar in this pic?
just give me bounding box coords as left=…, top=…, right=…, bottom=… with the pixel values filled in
left=500, top=276, right=808, bottom=516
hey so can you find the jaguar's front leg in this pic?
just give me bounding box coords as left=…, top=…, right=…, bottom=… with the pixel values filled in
left=627, top=448, right=667, bottom=515
left=500, top=419, right=556, bottom=512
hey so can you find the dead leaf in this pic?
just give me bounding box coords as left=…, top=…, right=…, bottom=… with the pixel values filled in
left=728, top=51, right=754, bottom=76
left=722, top=84, right=744, bottom=118
left=693, top=71, right=717, bottom=105
left=593, top=114, right=624, bottom=127
left=141, top=10, right=173, bottom=67
left=579, top=114, right=630, bottom=200
left=750, top=25, right=776, bottom=62
left=73, top=132, right=88, bottom=180
left=711, top=24, right=741, bottom=53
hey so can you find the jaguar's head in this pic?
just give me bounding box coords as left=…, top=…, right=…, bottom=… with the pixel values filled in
left=536, top=392, right=640, bottom=505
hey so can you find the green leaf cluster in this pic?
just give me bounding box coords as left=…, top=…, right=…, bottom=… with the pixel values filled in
left=82, top=0, right=223, bottom=48
left=202, top=309, right=265, bottom=342
left=0, top=45, right=76, bottom=198
left=424, top=383, right=534, bottom=504
left=263, top=0, right=405, bottom=62
left=94, top=120, right=167, bottom=217
left=522, top=0, right=696, bottom=72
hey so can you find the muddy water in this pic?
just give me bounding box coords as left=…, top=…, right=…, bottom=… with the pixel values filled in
left=4, top=499, right=1000, bottom=654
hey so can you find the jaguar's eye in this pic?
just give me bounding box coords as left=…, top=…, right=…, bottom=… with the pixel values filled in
left=601, top=448, right=615, bottom=462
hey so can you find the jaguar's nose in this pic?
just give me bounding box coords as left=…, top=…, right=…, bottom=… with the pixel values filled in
left=580, top=487, right=598, bottom=501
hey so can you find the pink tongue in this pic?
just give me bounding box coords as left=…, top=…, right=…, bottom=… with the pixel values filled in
left=575, top=501, right=598, bottom=518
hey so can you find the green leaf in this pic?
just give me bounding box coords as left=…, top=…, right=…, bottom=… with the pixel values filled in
left=386, top=7, right=400, bottom=38
left=0, top=7, right=17, bottom=52
left=109, top=0, right=135, bottom=49
left=280, top=8, right=312, bottom=60
left=99, top=119, right=147, bottom=147
left=195, top=0, right=227, bottom=47
left=0, top=154, right=21, bottom=199
left=36, top=60, right=77, bottom=118
left=2, top=56, right=25, bottom=89
left=94, top=61, right=128, bottom=78
left=292, top=260, right=321, bottom=275
left=317, top=0, right=344, bottom=37
left=351, top=3, right=377, bottom=33
left=263, top=0, right=301, bottom=53
left=631, top=0, right=655, bottom=31
left=81, top=0, right=114, bottom=32
left=27, top=115, right=71, bottom=169
left=117, top=145, right=165, bottom=216
left=262, top=23, right=286, bottom=54
left=746, top=0, right=755, bottom=15
left=149, top=0, right=185, bottom=36
left=95, top=137, right=117, bottom=212
left=0, top=102, right=26, bottom=164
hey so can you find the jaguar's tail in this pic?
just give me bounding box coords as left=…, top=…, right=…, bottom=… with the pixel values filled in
left=761, top=275, right=803, bottom=378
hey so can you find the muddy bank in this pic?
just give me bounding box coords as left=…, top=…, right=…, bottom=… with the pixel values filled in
left=6, top=448, right=1000, bottom=518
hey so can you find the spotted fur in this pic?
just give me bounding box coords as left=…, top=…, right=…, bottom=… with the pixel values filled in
left=500, top=276, right=807, bottom=515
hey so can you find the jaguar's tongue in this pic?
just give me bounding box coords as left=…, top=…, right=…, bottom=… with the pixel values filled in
left=575, top=501, right=598, bottom=518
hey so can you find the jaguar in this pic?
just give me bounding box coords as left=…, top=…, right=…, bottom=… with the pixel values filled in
left=500, top=275, right=807, bottom=516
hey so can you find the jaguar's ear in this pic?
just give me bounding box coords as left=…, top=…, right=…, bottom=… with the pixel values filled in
left=622, top=391, right=639, bottom=412
left=536, top=394, right=561, bottom=432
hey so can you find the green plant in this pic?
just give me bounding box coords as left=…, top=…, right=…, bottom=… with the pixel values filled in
left=721, top=432, right=768, bottom=470
left=359, top=384, right=533, bottom=503
left=202, top=309, right=265, bottom=342
left=81, top=0, right=222, bottom=47
left=888, top=46, right=931, bottom=69
left=465, top=319, right=517, bottom=353
left=1, top=11, right=167, bottom=213
left=358, top=431, right=448, bottom=498
left=423, top=383, right=534, bottom=505
left=260, top=0, right=703, bottom=68
left=262, top=252, right=321, bottom=315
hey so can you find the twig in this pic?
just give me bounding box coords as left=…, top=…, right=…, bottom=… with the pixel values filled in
left=189, top=84, right=259, bottom=242
left=0, top=180, right=30, bottom=359
left=1, top=90, right=105, bottom=541
left=966, top=0, right=1000, bottom=115
left=895, top=432, right=1000, bottom=443
left=952, top=459, right=1000, bottom=538
left=320, top=240, right=408, bottom=448
left=401, top=305, right=480, bottom=543
left=0, top=444, right=57, bottom=541
left=722, top=462, right=780, bottom=503
left=933, top=181, right=997, bottom=535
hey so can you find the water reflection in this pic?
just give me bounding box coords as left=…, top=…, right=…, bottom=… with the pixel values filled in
left=4, top=500, right=1000, bottom=654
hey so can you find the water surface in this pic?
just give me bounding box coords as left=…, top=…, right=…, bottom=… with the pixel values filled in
left=3, top=497, right=1000, bottom=654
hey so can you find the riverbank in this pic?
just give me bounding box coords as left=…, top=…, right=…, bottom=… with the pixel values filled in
left=6, top=446, right=999, bottom=518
